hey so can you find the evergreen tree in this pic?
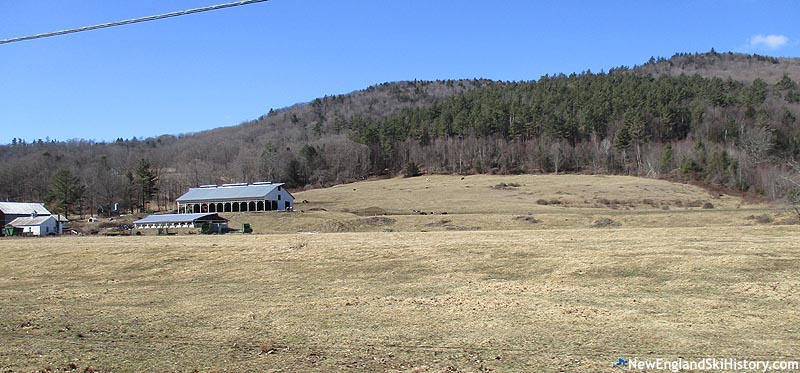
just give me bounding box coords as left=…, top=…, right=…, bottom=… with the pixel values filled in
left=45, top=169, right=86, bottom=218
left=284, top=158, right=306, bottom=188
left=660, top=144, right=674, bottom=175
left=134, top=159, right=158, bottom=212
left=404, top=161, right=421, bottom=177
left=613, top=126, right=631, bottom=151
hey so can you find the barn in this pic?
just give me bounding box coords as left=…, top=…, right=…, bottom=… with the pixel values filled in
left=0, top=202, right=51, bottom=227
left=5, top=215, right=60, bottom=236
left=175, top=182, right=294, bottom=213
left=134, top=213, right=229, bottom=233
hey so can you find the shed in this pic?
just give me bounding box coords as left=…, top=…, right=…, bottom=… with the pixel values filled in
left=5, top=215, right=59, bottom=236
left=176, top=182, right=294, bottom=213
left=134, top=213, right=229, bottom=233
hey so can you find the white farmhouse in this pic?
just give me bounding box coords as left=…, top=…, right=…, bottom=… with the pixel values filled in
left=6, top=215, right=60, bottom=236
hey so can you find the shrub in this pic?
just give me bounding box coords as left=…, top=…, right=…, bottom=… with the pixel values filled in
left=404, top=161, right=421, bottom=177
left=492, top=182, right=521, bottom=189
left=536, top=199, right=549, bottom=205
left=702, top=202, right=715, bottom=209
left=362, top=217, right=396, bottom=225
left=591, top=217, right=621, bottom=228
left=686, top=200, right=704, bottom=208
left=745, top=214, right=773, bottom=224
left=513, top=216, right=542, bottom=224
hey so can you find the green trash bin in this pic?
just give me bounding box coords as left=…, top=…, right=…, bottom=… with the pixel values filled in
left=242, top=223, right=253, bottom=234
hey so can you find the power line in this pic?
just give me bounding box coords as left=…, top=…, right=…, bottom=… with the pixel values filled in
left=0, top=0, right=271, bottom=45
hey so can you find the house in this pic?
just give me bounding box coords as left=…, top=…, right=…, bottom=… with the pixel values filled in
left=175, top=182, right=294, bottom=213
left=133, top=213, right=229, bottom=233
left=0, top=202, right=51, bottom=226
left=0, top=202, right=57, bottom=236
left=5, top=215, right=60, bottom=236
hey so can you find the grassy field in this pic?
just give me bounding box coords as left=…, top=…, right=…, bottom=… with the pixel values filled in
left=1, top=175, right=798, bottom=372
left=221, top=174, right=787, bottom=234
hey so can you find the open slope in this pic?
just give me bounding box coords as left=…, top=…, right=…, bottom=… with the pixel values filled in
left=219, top=175, right=782, bottom=234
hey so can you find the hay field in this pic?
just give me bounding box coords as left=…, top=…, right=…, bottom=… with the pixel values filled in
left=223, top=174, right=784, bottom=234
left=1, top=175, right=798, bottom=372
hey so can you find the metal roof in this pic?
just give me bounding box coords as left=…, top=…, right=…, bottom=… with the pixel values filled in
left=134, top=213, right=228, bottom=224
left=0, top=202, right=51, bottom=216
left=176, top=183, right=285, bottom=203
left=7, top=216, right=55, bottom=227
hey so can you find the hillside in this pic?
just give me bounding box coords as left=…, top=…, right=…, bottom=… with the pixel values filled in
left=0, top=80, right=490, bottom=207
left=215, top=174, right=786, bottom=235
left=634, top=52, right=800, bottom=84
left=1, top=52, right=800, bottom=217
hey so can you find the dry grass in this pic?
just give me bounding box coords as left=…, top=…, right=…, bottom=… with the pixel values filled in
left=216, top=175, right=777, bottom=235
left=1, top=227, right=798, bottom=371
left=1, top=175, right=797, bottom=371
left=294, top=174, right=743, bottom=215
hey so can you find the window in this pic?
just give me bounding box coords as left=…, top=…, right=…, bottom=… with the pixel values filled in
left=278, top=195, right=281, bottom=200
left=278, top=186, right=282, bottom=191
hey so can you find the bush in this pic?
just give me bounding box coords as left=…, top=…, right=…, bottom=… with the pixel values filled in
left=513, top=215, right=542, bottom=224
left=745, top=214, right=773, bottom=224
left=536, top=199, right=549, bottom=205
left=404, top=161, right=421, bottom=177
left=591, top=217, right=621, bottom=228
left=642, top=199, right=658, bottom=207
left=702, top=202, right=715, bottom=209
left=492, top=182, right=521, bottom=189
left=686, top=200, right=704, bottom=208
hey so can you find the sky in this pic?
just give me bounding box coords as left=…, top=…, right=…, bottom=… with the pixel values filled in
left=1, top=0, right=798, bottom=145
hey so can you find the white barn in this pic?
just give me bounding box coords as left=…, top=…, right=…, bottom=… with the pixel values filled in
left=6, top=215, right=60, bottom=236
left=175, top=182, right=294, bottom=213
left=0, top=202, right=51, bottom=226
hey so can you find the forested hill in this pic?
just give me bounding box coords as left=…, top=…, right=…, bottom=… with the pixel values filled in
left=634, top=51, right=800, bottom=83
left=2, top=52, right=800, bottom=216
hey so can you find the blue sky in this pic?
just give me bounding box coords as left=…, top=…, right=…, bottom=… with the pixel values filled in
left=1, top=0, right=798, bottom=145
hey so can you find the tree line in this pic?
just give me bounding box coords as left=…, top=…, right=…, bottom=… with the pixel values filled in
left=343, top=70, right=799, bottom=199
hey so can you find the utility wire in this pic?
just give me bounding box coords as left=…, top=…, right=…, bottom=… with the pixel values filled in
left=0, top=0, right=271, bottom=45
